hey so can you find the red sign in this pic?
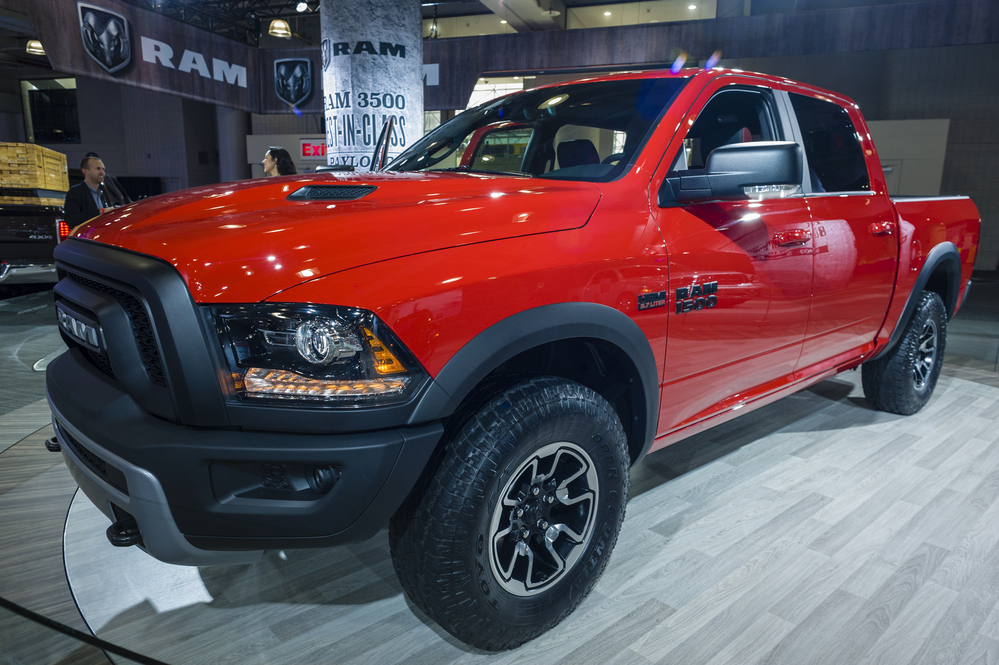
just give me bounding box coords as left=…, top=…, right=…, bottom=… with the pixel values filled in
left=300, top=139, right=326, bottom=161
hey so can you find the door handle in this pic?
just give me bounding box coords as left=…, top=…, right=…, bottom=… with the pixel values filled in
left=869, top=220, right=894, bottom=236
left=773, top=229, right=811, bottom=247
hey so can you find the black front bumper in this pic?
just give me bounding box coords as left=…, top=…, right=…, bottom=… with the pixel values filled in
left=48, top=348, right=443, bottom=565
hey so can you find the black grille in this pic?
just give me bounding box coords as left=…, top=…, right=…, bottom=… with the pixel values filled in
left=86, top=348, right=115, bottom=379
left=288, top=185, right=377, bottom=201
left=60, top=426, right=129, bottom=495
left=68, top=272, right=167, bottom=387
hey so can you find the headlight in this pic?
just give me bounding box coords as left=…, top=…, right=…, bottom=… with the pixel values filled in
left=206, top=304, right=426, bottom=406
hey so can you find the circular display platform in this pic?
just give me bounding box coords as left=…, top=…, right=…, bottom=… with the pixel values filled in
left=62, top=371, right=999, bottom=665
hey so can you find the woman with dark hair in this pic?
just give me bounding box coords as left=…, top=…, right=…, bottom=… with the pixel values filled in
left=262, top=147, right=297, bottom=176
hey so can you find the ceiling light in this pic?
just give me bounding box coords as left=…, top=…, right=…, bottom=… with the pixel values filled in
left=604, top=11, right=612, bottom=16
left=25, top=40, right=45, bottom=56
left=296, top=1, right=309, bottom=11
left=500, top=19, right=507, bottom=23
left=689, top=4, right=697, bottom=8
left=538, top=0, right=560, bottom=16
left=268, top=19, right=292, bottom=38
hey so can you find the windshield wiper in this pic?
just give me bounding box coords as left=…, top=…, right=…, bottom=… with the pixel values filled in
left=437, top=166, right=533, bottom=178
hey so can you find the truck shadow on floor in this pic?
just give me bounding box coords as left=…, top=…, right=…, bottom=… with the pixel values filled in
left=630, top=373, right=905, bottom=501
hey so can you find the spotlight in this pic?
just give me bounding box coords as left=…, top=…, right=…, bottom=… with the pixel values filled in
left=268, top=19, right=292, bottom=38
left=26, top=40, right=45, bottom=56
left=296, top=1, right=309, bottom=11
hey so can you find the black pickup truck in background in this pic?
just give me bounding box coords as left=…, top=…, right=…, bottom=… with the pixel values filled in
left=0, top=171, right=139, bottom=297
left=0, top=202, right=67, bottom=295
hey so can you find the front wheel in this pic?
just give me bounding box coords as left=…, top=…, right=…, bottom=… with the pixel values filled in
left=862, top=290, right=947, bottom=415
left=389, top=376, right=630, bottom=650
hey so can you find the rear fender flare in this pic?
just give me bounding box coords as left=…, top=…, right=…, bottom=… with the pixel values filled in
left=872, top=241, right=961, bottom=361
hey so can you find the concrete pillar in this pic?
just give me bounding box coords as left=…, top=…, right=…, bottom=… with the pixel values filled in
left=216, top=105, right=251, bottom=182
left=320, top=0, right=423, bottom=170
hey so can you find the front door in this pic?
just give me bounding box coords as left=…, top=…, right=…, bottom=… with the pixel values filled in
left=653, top=81, right=813, bottom=434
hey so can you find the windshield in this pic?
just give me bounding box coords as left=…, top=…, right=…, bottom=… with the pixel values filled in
left=387, top=77, right=687, bottom=182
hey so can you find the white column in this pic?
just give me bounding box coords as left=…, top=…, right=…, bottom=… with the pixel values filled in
left=320, top=0, right=423, bottom=170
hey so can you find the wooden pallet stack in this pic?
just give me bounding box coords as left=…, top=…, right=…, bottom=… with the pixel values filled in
left=0, top=143, right=69, bottom=206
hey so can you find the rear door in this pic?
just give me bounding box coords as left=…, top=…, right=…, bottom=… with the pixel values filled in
left=783, top=90, right=898, bottom=372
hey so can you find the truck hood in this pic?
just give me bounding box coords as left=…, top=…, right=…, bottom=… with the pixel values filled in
left=74, top=171, right=602, bottom=303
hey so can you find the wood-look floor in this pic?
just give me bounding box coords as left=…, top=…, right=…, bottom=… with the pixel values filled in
left=56, top=370, right=999, bottom=665
left=0, top=422, right=114, bottom=665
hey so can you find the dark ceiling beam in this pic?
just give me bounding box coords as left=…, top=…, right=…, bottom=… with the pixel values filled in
left=118, top=0, right=319, bottom=45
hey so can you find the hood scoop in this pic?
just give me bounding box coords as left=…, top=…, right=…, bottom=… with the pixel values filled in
left=287, top=185, right=377, bottom=201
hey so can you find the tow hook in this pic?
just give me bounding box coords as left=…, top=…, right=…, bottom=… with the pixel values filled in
left=106, top=517, right=142, bottom=548
left=44, top=437, right=61, bottom=452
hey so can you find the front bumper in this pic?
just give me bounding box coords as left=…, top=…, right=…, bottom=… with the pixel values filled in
left=0, top=260, right=57, bottom=284
left=47, top=349, right=444, bottom=566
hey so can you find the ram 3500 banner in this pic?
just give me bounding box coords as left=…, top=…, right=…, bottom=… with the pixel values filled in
left=320, top=0, right=423, bottom=169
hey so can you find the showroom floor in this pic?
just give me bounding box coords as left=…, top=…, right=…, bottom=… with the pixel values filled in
left=0, top=274, right=997, bottom=664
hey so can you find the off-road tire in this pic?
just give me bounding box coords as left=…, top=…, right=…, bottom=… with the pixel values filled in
left=862, top=290, right=947, bottom=415
left=388, top=376, right=630, bottom=651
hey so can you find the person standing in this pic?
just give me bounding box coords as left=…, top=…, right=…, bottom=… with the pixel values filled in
left=83, top=151, right=131, bottom=207
left=262, top=147, right=297, bottom=176
left=64, top=156, right=108, bottom=227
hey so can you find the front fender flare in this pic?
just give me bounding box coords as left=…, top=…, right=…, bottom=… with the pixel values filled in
left=408, top=302, right=660, bottom=463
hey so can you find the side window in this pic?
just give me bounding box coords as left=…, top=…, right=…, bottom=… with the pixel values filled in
left=468, top=128, right=533, bottom=172
left=789, top=93, right=870, bottom=193
left=675, top=89, right=781, bottom=171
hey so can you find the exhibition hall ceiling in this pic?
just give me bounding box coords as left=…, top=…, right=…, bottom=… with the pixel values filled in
left=112, top=0, right=671, bottom=46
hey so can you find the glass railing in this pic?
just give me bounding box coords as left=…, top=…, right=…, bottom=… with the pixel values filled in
left=0, top=595, right=168, bottom=665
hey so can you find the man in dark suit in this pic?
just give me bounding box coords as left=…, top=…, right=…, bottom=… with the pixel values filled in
left=64, top=156, right=107, bottom=228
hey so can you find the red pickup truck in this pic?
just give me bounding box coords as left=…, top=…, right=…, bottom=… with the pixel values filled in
left=48, top=68, right=980, bottom=650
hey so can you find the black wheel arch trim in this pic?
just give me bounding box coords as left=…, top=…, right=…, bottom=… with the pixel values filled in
left=407, top=302, right=660, bottom=464
left=871, top=241, right=961, bottom=361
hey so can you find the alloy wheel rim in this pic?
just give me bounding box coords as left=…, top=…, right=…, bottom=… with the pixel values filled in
left=488, top=441, right=599, bottom=597
left=913, top=318, right=938, bottom=391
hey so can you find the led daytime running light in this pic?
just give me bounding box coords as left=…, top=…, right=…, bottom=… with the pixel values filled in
left=362, top=327, right=406, bottom=375
left=244, top=367, right=409, bottom=400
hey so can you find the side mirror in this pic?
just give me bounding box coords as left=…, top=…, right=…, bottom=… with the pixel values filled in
left=658, top=141, right=803, bottom=206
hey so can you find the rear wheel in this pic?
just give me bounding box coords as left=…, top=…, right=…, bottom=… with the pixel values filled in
left=389, top=376, right=629, bottom=650
left=862, top=290, right=947, bottom=415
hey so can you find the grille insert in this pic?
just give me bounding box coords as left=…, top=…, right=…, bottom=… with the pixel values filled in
left=86, top=348, right=115, bottom=379
left=68, top=272, right=167, bottom=387
left=60, top=426, right=129, bottom=495
left=287, top=185, right=376, bottom=201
